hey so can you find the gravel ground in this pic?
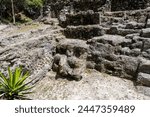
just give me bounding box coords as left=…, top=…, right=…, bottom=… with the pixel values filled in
left=29, top=69, right=150, bottom=100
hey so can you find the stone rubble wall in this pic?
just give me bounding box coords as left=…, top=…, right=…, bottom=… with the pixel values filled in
left=111, top=0, right=149, bottom=11
left=44, top=0, right=106, bottom=18
left=44, top=0, right=150, bottom=18
left=59, top=10, right=100, bottom=27
left=87, top=32, right=150, bottom=81
left=56, top=1, right=150, bottom=86
left=104, top=8, right=150, bottom=23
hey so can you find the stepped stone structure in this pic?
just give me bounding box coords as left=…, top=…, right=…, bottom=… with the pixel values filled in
left=1, top=0, right=150, bottom=99
left=44, top=0, right=150, bottom=18
left=111, top=0, right=150, bottom=11
left=49, top=0, right=150, bottom=86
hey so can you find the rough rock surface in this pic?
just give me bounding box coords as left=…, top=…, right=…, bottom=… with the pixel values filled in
left=44, top=0, right=106, bottom=18
left=44, top=0, right=150, bottom=18
left=140, top=28, right=150, bottom=38
left=137, top=72, right=150, bottom=86
left=57, top=1, right=150, bottom=87
left=59, top=10, right=100, bottom=28
left=111, top=0, right=149, bottom=11
left=0, top=22, right=64, bottom=83
left=64, top=25, right=105, bottom=39
left=29, top=70, right=150, bottom=100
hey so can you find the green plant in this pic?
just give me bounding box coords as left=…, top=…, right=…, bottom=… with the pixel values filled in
left=0, top=67, right=33, bottom=100
left=0, top=0, right=45, bottom=23
left=25, top=0, right=44, bottom=8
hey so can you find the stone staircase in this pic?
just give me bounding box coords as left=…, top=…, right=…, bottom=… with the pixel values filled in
left=57, top=8, right=150, bottom=86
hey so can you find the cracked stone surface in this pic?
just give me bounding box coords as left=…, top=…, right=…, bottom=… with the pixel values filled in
left=29, top=70, right=150, bottom=100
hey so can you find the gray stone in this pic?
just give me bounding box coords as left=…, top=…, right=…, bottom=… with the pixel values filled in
left=67, top=56, right=83, bottom=68
left=142, top=52, right=150, bottom=59
left=143, top=39, right=150, bottom=51
left=125, top=33, right=140, bottom=39
left=52, top=54, right=85, bottom=81
left=130, top=48, right=141, bottom=56
left=136, top=86, right=150, bottom=97
left=31, top=64, right=51, bottom=84
left=59, top=10, right=100, bottom=27
left=64, top=25, right=105, bottom=39
left=93, top=34, right=131, bottom=46
left=120, top=47, right=131, bottom=55
left=29, top=70, right=150, bottom=100
left=140, top=28, right=150, bottom=38
left=146, top=19, right=150, bottom=28
left=52, top=54, right=63, bottom=72
left=139, top=60, right=150, bottom=74
left=125, top=21, right=137, bottom=29
left=118, top=29, right=140, bottom=36
left=146, top=49, right=150, bottom=54
left=56, top=39, right=89, bottom=59
left=86, top=61, right=95, bottom=69
left=131, top=41, right=142, bottom=49
left=70, top=74, right=82, bottom=81
left=107, top=26, right=118, bottom=35
left=137, top=72, right=150, bottom=86
left=120, top=56, right=139, bottom=78
left=111, top=0, right=148, bottom=11
left=0, top=24, right=61, bottom=84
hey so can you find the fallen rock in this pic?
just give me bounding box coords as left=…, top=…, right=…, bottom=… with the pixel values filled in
left=70, top=74, right=82, bottom=81
left=125, top=33, right=140, bottom=39
left=56, top=39, right=89, bottom=59
left=52, top=54, right=84, bottom=81
left=86, top=61, right=95, bottom=69
left=92, top=35, right=131, bottom=46
left=67, top=56, right=84, bottom=68
left=137, top=72, right=150, bottom=86
left=145, top=19, right=150, bottom=28
left=107, top=26, right=118, bottom=35
left=125, top=21, right=143, bottom=29
left=118, top=29, right=140, bottom=36
left=125, top=21, right=137, bottom=29
left=140, top=28, right=150, bottom=38
left=139, top=60, right=150, bottom=74
left=136, top=86, right=150, bottom=97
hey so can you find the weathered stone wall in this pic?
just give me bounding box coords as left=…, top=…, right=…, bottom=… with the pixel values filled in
left=44, top=0, right=150, bottom=18
left=43, top=0, right=150, bottom=86
left=59, top=10, right=100, bottom=27
left=64, top=25, right=105, bottom=39
left=72, top=0, right=106, bottom=11
left=57, top=0, right=150, bottom=85
left=103, top=8, right=150, bottom=23
left=111, top=0, right=149, bottom=11
left=43, top=0, right=106, bottom=18
left=87, top=33, right=150, bottom=80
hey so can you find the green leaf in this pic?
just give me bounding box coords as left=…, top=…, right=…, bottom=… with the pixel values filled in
left=8, top=67, right=13, bottom=87
left=0, top=72, right=11, bottom=89
left=13, top=67, right=22, bottom=88
left=15, top=71, right=29, bottom=87
left=0, top=66, right=34, bottom=100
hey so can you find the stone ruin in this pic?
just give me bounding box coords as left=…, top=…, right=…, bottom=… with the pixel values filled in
left=0, top=0, right=150, bottom=89
left=49, top=0, right=150, bottom=86
left=44, top=0, right=150, bottom=18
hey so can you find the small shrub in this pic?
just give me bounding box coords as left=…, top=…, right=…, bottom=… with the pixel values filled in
left=25, top=0, right=44, bottom=8
left=0, top=67, right=34, bottom=100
